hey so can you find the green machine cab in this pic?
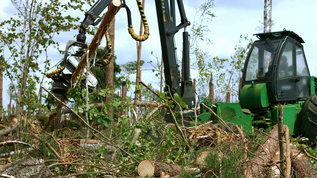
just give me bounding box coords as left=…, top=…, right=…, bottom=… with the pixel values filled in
left=199, top=30, right=317, bottom=139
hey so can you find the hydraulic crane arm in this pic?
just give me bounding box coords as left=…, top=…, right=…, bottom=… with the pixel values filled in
left=77, top=0, right=113, bottom=43
left=155, top=0, right=195, bottom=109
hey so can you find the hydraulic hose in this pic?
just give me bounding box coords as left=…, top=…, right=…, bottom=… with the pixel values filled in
left=45, top=66, right=65, bottom=78
left=98, top=30, right=113, bottom=66
left=123, top=0, right=149, bottom=42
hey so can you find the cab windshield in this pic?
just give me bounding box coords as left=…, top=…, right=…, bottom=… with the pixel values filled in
left=245, top=40, right=280, bottom=81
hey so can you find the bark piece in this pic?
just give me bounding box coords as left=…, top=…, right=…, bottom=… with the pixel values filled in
left=0, top=157, right=52, bottom=177
left=137, top=160, right=181, bottom=177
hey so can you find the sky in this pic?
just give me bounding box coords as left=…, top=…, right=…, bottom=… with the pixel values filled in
left=1, top=0, right=317, bottom=107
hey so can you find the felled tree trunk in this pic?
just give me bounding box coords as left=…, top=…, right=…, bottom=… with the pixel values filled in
left=245, top=124, right=281, bottom=177
left=290, top=145, right=317, bottom=177
left=137, top=160, right=181, bottom=177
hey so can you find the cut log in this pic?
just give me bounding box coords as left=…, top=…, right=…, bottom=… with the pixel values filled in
left=290, top=144, right=317, bottom=177
left=245, top=124, right=282, bottom=177
left=245, top=124, right=317, bottom=178
left=137, top=160, right=181, bottom=177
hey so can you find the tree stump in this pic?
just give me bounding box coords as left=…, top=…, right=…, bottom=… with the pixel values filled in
left=0, top=157, right=52, bottom=177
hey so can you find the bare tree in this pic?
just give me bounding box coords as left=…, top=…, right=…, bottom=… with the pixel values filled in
left=0, top=62, right=2, bottom=119
left=264, top=0, right=272, bottom=33
left=104, top=19, right=115, bottom=118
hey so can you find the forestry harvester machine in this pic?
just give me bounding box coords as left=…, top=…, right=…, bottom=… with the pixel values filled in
left=45, top=0, right=317, bottom=140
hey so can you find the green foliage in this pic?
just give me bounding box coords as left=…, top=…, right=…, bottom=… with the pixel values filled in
left=122, top=60, right=145, bottom=74
left=0, top=0, right=89, bottom=118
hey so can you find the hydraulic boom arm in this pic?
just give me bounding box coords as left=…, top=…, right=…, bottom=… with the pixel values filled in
left=155, top=0, right=195, bottom=109
left=77, top=0, right=113, bottom=43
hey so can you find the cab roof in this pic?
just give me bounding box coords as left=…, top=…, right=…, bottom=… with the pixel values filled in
left=254, top=30, right=304, bottom=43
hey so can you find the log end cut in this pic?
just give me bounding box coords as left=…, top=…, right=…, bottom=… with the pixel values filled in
left=137, top=160, right=181, bottom=177
left=137, top=160, right=155, bottom=177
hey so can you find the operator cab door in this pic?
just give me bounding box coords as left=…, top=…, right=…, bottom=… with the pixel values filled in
left=275, top=38, right=310, bottom=101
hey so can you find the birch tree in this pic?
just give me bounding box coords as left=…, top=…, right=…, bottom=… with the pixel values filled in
left=0, top=0, right=85, bottom=120
left=264, top=0, right=272, bottom=32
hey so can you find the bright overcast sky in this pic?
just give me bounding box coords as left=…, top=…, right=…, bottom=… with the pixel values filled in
left=1, top=0, right=317, bottom=105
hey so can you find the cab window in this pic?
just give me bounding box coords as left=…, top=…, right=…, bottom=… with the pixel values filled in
left=245, top=41, right=276, bottom=81
left=277, top=41, right=294, bottom=79
left=296, top=46, right=309, bottom=76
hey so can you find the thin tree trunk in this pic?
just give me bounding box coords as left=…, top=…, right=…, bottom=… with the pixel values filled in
left=104, top=19, right=115, bottom=118
left=160, top=57, right=163, bottom=93
left=225, top=91, right=230, bottom=103
left=209, top=73, right=214, bottom=103
left=134, top=0, right=146, bottom=110
left=120, top=83, right=127, bottom=116
left=0, top=64, right=3, bottom=119
left=264, top=0, right=272, bottom=33
left=8, top=93, right=12, bottom=115
left=278, top=104, right=285, bottom=176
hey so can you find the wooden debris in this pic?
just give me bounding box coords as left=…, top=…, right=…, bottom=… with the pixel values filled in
left=183, top=122, right=239, bottom=148
left=196, top=151, right=211, bottom=168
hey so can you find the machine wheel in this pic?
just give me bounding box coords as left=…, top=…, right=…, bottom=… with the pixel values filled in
left=298, top=93, right=317, bottom=140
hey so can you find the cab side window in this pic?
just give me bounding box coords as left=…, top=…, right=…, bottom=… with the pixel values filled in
left=277, top=41, right=294, bottom=78
left=296, top=46, right=309, bottom=76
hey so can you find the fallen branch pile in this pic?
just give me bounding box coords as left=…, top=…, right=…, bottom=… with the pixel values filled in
left=183, top=122, right=240, bottom=148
